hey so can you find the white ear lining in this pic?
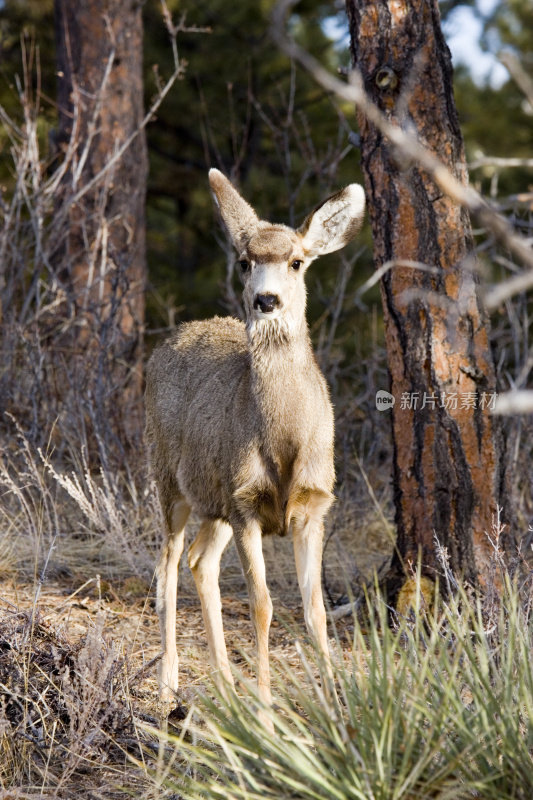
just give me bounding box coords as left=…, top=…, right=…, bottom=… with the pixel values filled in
left=300, top=183, right=365, bottom=257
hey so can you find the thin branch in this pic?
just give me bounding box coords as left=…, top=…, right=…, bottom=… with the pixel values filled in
left=485, top=269, right=533, bottom=311
left=499, top=50, right=533, bottom=111
left=64, top=3, right=208, bottom=210
left=73, top=50, right=116, bottom=185
left=354, top=259, right=440, bottom=300
left=492, top=390, right=533, bottom=416
left=69, top=64, right=181, bottom=207
left=0, top=103, right=24, bottom=139
left=469, top=156, right=533, bottom=171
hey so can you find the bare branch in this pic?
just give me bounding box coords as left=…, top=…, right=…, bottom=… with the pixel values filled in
left=499, top=51, right=533, bottom=111
left=69, top=63, right=180, bottom=208
left=485, top=269, right=533, bottom=311
left=73, top=50, right=116, bottom=186
left=355, top=259, right=440, bottom=300
left=469, top=156, right=533, bottom=171
left=492, top=391, right=533, bottom=416
left=61, top=3, right=209, bottom=211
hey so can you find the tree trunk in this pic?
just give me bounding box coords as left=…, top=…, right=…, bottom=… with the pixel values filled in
left=346, top=0, right=507, bottom=595
left=55, top=0, right=147, bottom=450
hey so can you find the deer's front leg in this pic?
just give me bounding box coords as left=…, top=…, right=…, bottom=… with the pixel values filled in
left=292, top=494, right=333, bottom=686
left=188, top=518, right=234, bottom=691
left=233, top=516, right=273, bottom=710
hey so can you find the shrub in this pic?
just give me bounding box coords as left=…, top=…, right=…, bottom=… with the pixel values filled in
left=160, top=573, right=533, bottom=800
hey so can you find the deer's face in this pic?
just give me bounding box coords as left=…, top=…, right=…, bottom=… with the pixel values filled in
left=239, top=225, right=309, bottom=331
left=208, top=168, right=365, bottom=341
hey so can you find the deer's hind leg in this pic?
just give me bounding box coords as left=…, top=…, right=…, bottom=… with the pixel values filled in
left=156, top=492, right=190, bottom=702
left=188, top=518, right=234, bottom=691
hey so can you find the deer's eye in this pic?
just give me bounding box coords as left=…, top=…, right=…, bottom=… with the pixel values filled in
left=239, top=260, right=249, bottom=273
left=291, top=259, right=302, bottom=271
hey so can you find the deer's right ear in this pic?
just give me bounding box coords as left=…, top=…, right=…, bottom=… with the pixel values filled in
left=209, top=169, right=259, bottom=252
left=299, top=183, right=366, bottom=259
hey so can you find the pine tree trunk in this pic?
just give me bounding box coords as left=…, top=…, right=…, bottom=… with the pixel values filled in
left=346, top=0, right=507, bottom=594
left=55, top=0, right=147, bottom=448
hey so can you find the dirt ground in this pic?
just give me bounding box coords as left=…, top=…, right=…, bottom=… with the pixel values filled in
left=0, top=515, right=392, bottom=717
left=0, top=512, right=393, bottom=799
left=0, top=577, right=305, bottom=708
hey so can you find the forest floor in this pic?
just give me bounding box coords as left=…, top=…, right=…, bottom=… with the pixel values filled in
left=0, top=517, right=392, bottom=706
left=0, top=520, right=393, bottom=798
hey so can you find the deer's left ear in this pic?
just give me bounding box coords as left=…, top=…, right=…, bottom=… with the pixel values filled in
left=299, top=184, right=365, bottom=258
left=209, top=168, right=259, bottom=252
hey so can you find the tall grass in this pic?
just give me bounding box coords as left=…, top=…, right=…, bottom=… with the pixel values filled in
left=0, top=416, right=161, bottom=580
left=158, top=571, right=533, bottom=800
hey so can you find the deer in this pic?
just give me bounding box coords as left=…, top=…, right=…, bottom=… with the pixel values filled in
left=145, top=169, right=365, bottom=715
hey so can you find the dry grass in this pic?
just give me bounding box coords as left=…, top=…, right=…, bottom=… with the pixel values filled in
left=0, top=393, right=391, bottom=797
left=0, top=584, right=155, bottom=798
left=0, top=574, right=360, bottom=798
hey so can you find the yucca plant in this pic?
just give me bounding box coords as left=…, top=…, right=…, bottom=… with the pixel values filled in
left=154, top=572, right=533, bottom=800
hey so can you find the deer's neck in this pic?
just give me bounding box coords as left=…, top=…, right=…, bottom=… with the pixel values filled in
left=246, top=316, right=317, bottom=409
left=246, top=317, right=323, bottom=468
left=246, top=310, right=311, bottom=354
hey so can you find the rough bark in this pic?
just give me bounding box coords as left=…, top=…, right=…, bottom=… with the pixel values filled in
left=55, top=0, right=147, bottom=446
left=346, top=0, right=507, bottom=594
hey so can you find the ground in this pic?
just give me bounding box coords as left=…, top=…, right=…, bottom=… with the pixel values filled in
left=0, top=497, right=393, bottom=797
left=0, top=543, right=372, bottom=716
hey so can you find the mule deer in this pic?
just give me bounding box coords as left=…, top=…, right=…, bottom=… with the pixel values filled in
left=146, top=169, right=365, bottom=708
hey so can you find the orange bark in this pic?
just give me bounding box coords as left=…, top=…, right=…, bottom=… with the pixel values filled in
left=346, top=0, right=507, bottom=591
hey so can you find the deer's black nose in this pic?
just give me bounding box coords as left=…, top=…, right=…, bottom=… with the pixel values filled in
left=254, top=293, right=280, bottom=314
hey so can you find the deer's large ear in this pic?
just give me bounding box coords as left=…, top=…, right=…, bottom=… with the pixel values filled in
left=299, top=184, right=365, bottom=258
left=209, top=169, right=259, bottom=252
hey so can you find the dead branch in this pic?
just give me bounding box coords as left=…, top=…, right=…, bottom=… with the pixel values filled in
left=469, top=156, right=533, bottom=171
left=499, top=50, right=533, bottom=112
left=485, top=268, right=533, bottom=310
left=493, top=390, right=533, bottom=416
